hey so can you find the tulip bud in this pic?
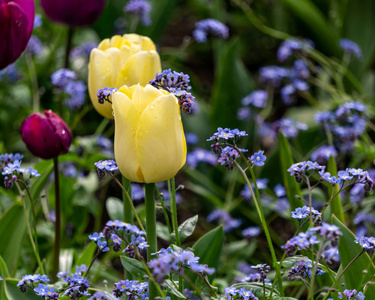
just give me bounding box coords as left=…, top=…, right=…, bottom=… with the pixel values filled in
left=88, top=34, right=162, bottom=119
left=113, top=84, right=186, bottom=183
left=0, top=0, right=35, bottom=70
left=20, top=110, right=72, bottom=159
left=40, top=0, right=106, bottom=28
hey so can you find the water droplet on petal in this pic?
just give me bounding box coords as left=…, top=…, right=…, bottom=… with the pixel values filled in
left=150, top=105, right=154, bottom=110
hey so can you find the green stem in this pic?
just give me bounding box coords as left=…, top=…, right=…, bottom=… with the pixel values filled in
left=122, top=176, right=133, bottom=280
left=14, top=182, right=45, bottom=274
left=322, top=251, right=365, bottom=300
left=145, top=183, right=157, bottom=300
left=155, top=184, right=172, bottom=236
left=53, top=157, right=61, bottom=281
left=64, top=28, right=74, bottom=69
left=169, top=178, right=181, bottom=247
left=109, top=173, right=145, bottom=232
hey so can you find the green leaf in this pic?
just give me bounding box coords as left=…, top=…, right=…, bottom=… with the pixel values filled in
left=30, top=160, right=53, bottom=201
left=156, top=222, right=171, bottom=241
left=106, top=197, right=124, bottom=221
left=211, top=38, right=254, bottom=128
left=75, top=242, right=97, bottom=269
left=280, top=255, right=333, bottom=274
left=171, top=215, right=198, bottom=242
left=4, top=279, right=41, bottom=300
left=192, top=226, right=224, bottom=280
left=280, top=0, right=339, bottom=56
left=0, top=203, right=26, bottom=274
left=278, top=132, right=304, bottom=210
left=327, top=156, right=344, bottom=222
left=163, top=279, right=186, bottom=298
left=332, top=215, right=375, bottom=296
left=231, top=282, right=280, bottom=298
left=120, top=256, right=148, bottom=279
left=0, top=255, right=10, bottom=278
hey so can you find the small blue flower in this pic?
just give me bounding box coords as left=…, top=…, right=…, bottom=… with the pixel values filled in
left=124, top=0, right=152, bottom=26
left=88, top=232, right=104, bottom=242
left=250, top=150, right=266, bottom=167
left=241, top=90, right=268, bottom=108
left=340, top=39, right=363, bottom=59
left=242, top=226, right=260, bottom=239
left=97, top=240, right=110, bottom=252
left=274, top=184, right=286, bottom=198
left=51, top=68, right=77, bottom=89
left=193, top=19, right=229, bottom=43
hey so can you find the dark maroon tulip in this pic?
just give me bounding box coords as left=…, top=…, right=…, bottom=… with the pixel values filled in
left=20, top=110, right=72, bottom=160
left=0, top=0, right=35, bottom=70
left=40, top=0, right=106, bottom=28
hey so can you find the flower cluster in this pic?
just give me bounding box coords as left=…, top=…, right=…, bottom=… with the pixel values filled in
left=186, top=148, right=218, bottom=168
left=242, top=226, right=260, bottom=241
left=339, top=39, right=363, bottom=59
left=89, top=220, right=148, bottom=256
left=56, top=265, right=91, bottom=298
left=310, top=222, right=342, bottom=246
left=94, top=160, right=119, bottom=177
left=0, top=153, right=40, bottom=188
left=277, top=38, right=314, bottom=63
left=287, top=160, right=326, bottom=183
left=354, top=236, right=375, bottom=255
left=287, top=261, right=324, bottom=281
left=17, top=274, right=58, bottom=299
left=328, top=289, right=365, bottom=300
left=193, top=18, right=229, bottom=43
left=321, top=245, right=340, bottom=265
left=97, top=87, right=118, bottom=105
left=148, top=247, right=215, bottom=283
left=51, top=68, right=87, bottom=110
left=316, top=101, right=366, bottom=153
left=291, top=206, right=321, bottom=222
left=124, top=0, right=152, bottom=26
left=71, top=42, right=97, bottom=59
left=224, top=287, right=258, bottom=300
left=149, top=69, right=194, bottom=114
left=113, top=279, right=148, bottom=299
left=311, top=145, right=337, bottom=165
left=207, top=209, right=242, bottom=232
left=282, top=231, right=320, bottom=256
left=240, top=178, right=268, bottom=200
left=241, top=90, right=268, bottom=108
left=26, top=36, right=44, bottom=56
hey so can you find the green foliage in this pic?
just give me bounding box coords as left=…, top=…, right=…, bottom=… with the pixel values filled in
left=171, top=215, right=198, bottom=242
left=120, top=256, right=148, bottom=279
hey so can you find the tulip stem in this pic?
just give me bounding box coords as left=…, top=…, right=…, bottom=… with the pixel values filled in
left=122, top=176, right=133, bottom=280
left=168, top=178, right=181, bottom=247
left=53, top=157, right=61, bottom=282
left=64, top=28, right=74, bottom=69
left=145, top=183, right=157, bottom=300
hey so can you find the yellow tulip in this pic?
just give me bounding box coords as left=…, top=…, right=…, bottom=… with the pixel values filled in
left=113, top=84, right=187, bottom=183
left=88, top=34, right=162, bottom=119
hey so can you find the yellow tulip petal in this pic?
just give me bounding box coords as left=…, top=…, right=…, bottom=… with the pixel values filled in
left=135, top=94, right=186, bottom=183
left=132, top=84, right=164, bottom=113
left=123, top=34, right=156, bottom=51
left=88, top=49, right=114, bottom=119
left=113, top=92, right=144, bottom=182
left=117, top=50, right=161, bottom=87
left=98, top=38, right=110, bottom=51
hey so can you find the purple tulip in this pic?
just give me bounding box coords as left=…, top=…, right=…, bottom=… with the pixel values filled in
left=40, top=0, right=106, bottom=28
left=20, top=110, right=72, bottom=160
left=0, top=0, right=35, bottom=70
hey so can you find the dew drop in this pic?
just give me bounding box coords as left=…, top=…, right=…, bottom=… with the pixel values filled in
left=150, top=105, right=155, bottom=110
left=178, top=116, right=181, bottom=120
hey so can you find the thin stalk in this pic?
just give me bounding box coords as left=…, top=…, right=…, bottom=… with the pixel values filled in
left=155, top=184, right=172, bottom=235
left=138, top=259, right=167, bottom=300
left=169, top=178, right=181, bottom=247
left=109, top=173, right=145, bottom=232
left=53, top=157, right=61, bottom=281
left=64, top=28, right=74, bottom=69
left=322, top=251, right=365, bottom=300
left=181, top=274, right=203, bottom=295
left=145, top=183, right=157, bottom=300
left=85, top=249, right=102, bottom=277
left=308, top=242, right=326, bottom=300
left=15, top=182, right=45, bottom=274
left=194, top=271, right=218, bottom=297
left=25, top=53, right=40, bottom=112
left=122, top=177, right=133, bottom=224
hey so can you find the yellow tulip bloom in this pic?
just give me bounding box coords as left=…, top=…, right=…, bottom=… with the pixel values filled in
left=88, top=34, right=162, bottom=119
left=113, top=84, right=187, bottom=183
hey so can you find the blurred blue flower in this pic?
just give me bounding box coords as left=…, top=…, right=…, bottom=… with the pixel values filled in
left=339, top=39, right=363, bottom=59
left=124, top=0, right=152, bottom=26
left=193, top=19, right=229, bottom=43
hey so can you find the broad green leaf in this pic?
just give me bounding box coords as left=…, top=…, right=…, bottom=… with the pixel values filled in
left=327, top=156, right=344, bottom=222
left=4, top=279, right=41, bottom=300
left=192, top=226, right=224, bottom=280
left=106, top=197, right=124, bottom=221
left=75, top=242, right=97, bottom=269
left=163, top=279, right=186, bottom=298
left=210, top=38, right=254, bottom=128
left=280, top=0, right=339, bottom=56
left=171, top=215, right=198, bottom=242
left=0, top=203, right=26, bottom=274
left=231, top=282, right=280, bottom=298
left=332, top=215, right=375, bottom=297
left=278, top=132, right=304, bottom=210
left=156, top=222, right=171, bottom=241
left=120, top=256, right=148, bottom=279
left=0, top=255, right=10, bottom=278
left=30, top=160, right=53, bottom=201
